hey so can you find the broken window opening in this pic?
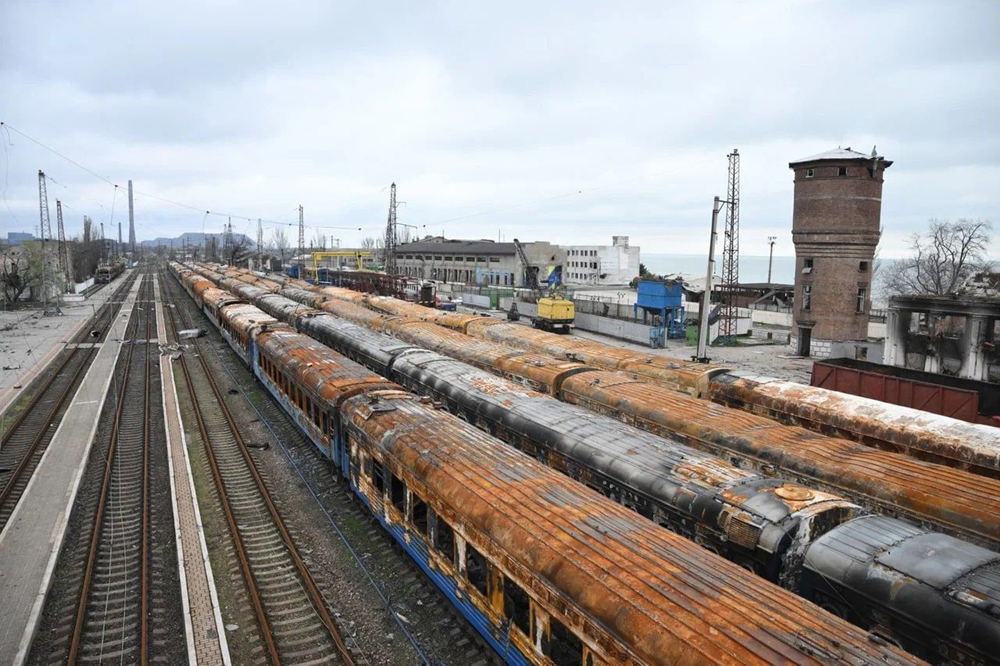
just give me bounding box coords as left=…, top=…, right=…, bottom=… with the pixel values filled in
left=390, top=473, right=405, bottom=511
left=504, top=575, right=531, bottom=636
left=412, top=495, right=429, bottom=534
left=433, top=511, right=455, bottom=562
left=465, top=543, right=489, bottom=597
left=372, top=462, right=386, bottom=494
left=549, top=616, right=584, bottom=666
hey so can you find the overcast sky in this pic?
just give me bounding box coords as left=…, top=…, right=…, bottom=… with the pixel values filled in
left=1, top=1, right=998, bottom=259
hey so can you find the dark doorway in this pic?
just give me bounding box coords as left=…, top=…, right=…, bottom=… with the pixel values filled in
left=798, top=327, right=812, bottom=357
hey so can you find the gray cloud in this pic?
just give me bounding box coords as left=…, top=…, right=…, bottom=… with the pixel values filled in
left=1, top=0, right=998, bottom=259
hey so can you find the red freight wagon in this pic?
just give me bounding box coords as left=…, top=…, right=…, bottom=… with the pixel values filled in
left=811, top=357, right=999, bottom=427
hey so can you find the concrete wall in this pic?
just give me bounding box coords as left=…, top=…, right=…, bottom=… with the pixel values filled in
left=508, top=300, right=660, bottom=346
left=72, top=277, right=95, bottom=294
left=459, top=293, right=492, bottom=308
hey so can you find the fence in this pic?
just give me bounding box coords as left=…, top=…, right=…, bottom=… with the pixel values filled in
left=572, top=297, right=636, bottom=321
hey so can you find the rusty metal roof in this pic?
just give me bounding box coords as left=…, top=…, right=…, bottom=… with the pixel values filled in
left=345, top=393, right=916, bottom=664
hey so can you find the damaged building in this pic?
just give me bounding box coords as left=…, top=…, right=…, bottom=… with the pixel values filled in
left=884, top=272, right=999, bottom=382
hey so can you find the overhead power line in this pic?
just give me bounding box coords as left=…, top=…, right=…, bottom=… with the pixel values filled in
left=0, top=120, right=363, bottom=232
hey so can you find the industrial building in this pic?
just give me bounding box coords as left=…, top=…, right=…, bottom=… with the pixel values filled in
left=562, top=235, right=641, bottom=286
left=789, top=147, right=891, bottom=358
left=396, top=235, right=641, bottom=287
left=395, top=236, right=562, bottom=286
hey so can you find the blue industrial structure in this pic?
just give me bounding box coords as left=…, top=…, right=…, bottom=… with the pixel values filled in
left=634, top=279, right=686, bottom=347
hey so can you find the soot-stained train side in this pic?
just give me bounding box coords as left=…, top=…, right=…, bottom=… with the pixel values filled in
left=173, top=262, right=1000, bottom=665
left=165, top=262, right=923, bottom=666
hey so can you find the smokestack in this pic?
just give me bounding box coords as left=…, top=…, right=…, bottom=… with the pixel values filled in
left=128, top=179, right=136, bottom=254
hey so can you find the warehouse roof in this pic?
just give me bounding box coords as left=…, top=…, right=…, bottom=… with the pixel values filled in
left=398, top=239, right=518, bottom=255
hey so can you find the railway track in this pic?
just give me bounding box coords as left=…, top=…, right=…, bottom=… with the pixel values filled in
left=29, top=271, right=186, bottom=665
left=161, top=267, right=494, bottom=666
left=0, top=271, right=137, bottom=532
left=161, top=271, right=357, bottom=665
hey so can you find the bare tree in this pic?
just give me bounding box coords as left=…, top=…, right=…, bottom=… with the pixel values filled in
left=205, top=235, right=219, bottom=262
left=269, top=227, right=290, bottom=266
left=313, top=230, right=328, bottom=251
left=1, top=245, right=31, bottom=303
left=224, top=233, right=251, bottom=266
left=360, top=236, right=384, bottom=263
left=880, top=219, right=993, bottom=297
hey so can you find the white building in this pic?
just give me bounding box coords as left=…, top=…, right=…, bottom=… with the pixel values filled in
left=563, top=236, right=640, bottom=286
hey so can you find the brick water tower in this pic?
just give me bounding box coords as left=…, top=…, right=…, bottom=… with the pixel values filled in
left=789, top=147, right=892, bottom=357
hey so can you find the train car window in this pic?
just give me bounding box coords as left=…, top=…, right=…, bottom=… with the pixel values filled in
left=465, top=544, right=489, bottom=597
left=432, top=513, right=454, bottom=563
left=412, top=496, right=429, bottom=534
left=390, top=474, right=405, bottom=511
left=372, top=462, right=386, bottom=494
left=503, top=576, right=531, bottom=636
left=549, top=616, right=583, bottom=666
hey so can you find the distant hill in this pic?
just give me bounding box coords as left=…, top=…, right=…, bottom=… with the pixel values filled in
left=140, top=232, right=255, bottom=249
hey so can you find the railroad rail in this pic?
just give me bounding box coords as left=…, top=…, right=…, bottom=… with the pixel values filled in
left=0, top=271, right=137, bottom=531
left=27, top=270, right=182, bottom=664
left=64, top=272, right=158, bottom=663
left=162, top=270, right=356, bottom=665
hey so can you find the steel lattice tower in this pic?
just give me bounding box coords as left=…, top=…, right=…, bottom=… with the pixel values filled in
left=55, top=199, right=68, bottom=278
left=384, top=182, right=398, bottom=276
left=37, top=171, right=52, bottom=243
left=127, top=179, right=136, bottom=255
left=37, top=171, right=54, bottom=306
left=298, top=205, right=305, bottom=271
left=257, top=218, right=263, bottom=269
left=719, top=149, right=741, bottom=343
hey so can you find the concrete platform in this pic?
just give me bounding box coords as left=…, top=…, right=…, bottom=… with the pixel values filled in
left=0, top=275, right=143, bottom=664
left=0, top=270, right=132, bottom=415
left=155, top=275, right=230, bottom=665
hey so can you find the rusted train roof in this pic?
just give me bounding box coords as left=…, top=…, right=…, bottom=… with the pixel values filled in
left=346, top=394, right=917, bottom=665
left=561, top=372, right=1000, bottom=549
left=256, top=326, right=397, bottom=404
left=464, top=318, right=727, bottom=398
left=191, top=264, right=1000, bottom=545
left=182, top=266, right=919, bottom=663
left=198, top=263, right=1000, bottom=546
left=392, top=349, right=859, bottom=528
left=223, top=303, right=281, bottom=335
left=712, top=374, right=1000, bottom=477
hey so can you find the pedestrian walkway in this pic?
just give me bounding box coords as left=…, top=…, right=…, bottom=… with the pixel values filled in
left=0, top=270, right=131, bottom=414
left=155, top=274, right=230, bottom=665
left=0, top=275, right=142, bottom=665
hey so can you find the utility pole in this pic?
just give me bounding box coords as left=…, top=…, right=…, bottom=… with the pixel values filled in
left=384, top=183, right=398, bottom=276
left=718, top=149, right=741, bottom=345
left=695, top=196, right=725, bottom=363
left=767, top=236, right=777, bottom=284
left=257, top=218, right=263, bottom=270
left=118, top=222, right=122, bottom=260
left=127, top=179, right=136, bottom=256
left=100, top=222, right=106, bottom=265
left=298, top=205, right=305, bottom=274
left=37, top=171, right=53, bottom=310
left=56, top=199, right=69, bottom=282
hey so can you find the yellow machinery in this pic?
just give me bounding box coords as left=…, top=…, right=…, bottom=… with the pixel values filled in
left=536, top=297, right=575, bottom=333
left=312, top=250, right=372, bottom=273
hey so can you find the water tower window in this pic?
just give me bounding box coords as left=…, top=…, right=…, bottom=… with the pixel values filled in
left=856, top=286, right=867, bottom=313
left=805, top=168, right=815, bottom=178
left=802, top=284, right=812, bottom=311
left=802, top=258, right=814, bottom=274
left=859, top=261, right=869, bottom=272
left=838, top=167, right=848, bottom=176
